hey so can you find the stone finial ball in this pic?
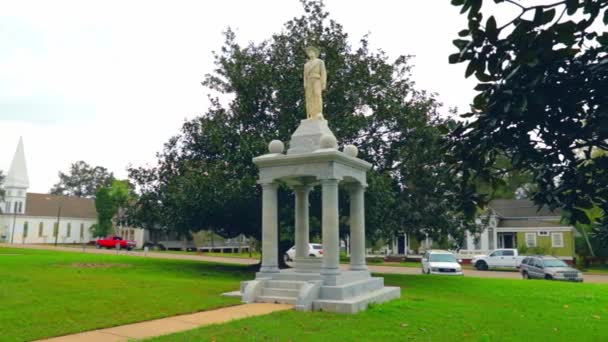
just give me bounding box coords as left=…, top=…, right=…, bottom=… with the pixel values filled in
left=319, top=135, right=338, bottom=149
left=343, top=144, right=358, bottom=158
left=268, top=140, right=285, bottom=154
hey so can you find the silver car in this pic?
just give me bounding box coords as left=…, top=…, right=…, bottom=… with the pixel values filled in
left=520, top=256, right=583, bottom=282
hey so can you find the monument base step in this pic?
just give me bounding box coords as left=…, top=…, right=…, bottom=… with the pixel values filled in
left=257, top=269, right=370, bottom=285
left=266, top=280, right=307, bottom=289
left=313, top=286, right=401, bottom=314
left=262, top=287, right=300, bottom=297
left=221, top=291, right=242, bottom=298
left=257, top=295, right=297, bottom=305
left=319, top=277, right=384, bottom=300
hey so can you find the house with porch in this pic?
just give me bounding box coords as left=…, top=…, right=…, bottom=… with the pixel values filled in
left=460, top=199, right=576, bottom=261
left=384, top=199, right=576, bottom=262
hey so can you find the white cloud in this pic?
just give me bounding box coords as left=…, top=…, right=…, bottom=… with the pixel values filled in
left=0, top=0, right=480, bottom=193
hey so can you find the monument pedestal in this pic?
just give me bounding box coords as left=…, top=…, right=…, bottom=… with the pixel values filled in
left=223, top=118, right=400, bottom=314
left=225, top=269, right=400, bottom=314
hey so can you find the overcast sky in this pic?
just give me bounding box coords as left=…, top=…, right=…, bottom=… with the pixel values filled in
left=0, top=0, right=485, bottom=193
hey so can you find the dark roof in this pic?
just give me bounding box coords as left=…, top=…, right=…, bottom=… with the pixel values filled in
left=488, top=199, right=561, bottom=218
left=25, top=193, right=96, bottom=219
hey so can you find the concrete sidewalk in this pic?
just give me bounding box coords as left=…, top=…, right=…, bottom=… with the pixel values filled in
left=36, top=303, right=292, bottom=342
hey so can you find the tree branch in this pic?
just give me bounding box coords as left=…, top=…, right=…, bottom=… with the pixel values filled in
left=499, top=1, right=568, bottom=31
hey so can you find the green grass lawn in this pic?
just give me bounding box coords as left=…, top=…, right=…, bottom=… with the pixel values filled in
left=0, top=247, right=249, bottom=342
left=3, top=247, right=608, bottom=342
left=148, top=274, right=608, bottom=342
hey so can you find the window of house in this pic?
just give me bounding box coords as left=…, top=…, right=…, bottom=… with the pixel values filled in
left=53, top=223, right=58, bottom=237
left=23, top=222, right=29, bottom=238
left=6, top=201, right=11, bottom=213
left=67, top=223, right=71, bottom=237
left=80, top=223, right=84, bottom=238
left=525, top=233, right=537, bottom=247
left=13, top=202, right=18, bottom=213
left=551, top=232, right=564, bottom=248
left=17, top=202, right=23, bottom=213
left=39, top=222, right=44, bottom=237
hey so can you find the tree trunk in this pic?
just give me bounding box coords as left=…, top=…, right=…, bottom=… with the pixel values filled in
left=581, top=226, right=596, bottom=257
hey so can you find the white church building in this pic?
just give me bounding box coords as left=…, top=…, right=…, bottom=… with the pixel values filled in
left=0, top=138, right=97, bottom=244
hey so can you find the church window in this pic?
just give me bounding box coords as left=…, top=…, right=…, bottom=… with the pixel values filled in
left=13, top=202, right=18, bottom=213
left=23, top=222, right=29, bottom=237
left=17, top=202, right=23, bottom=213
left=67, top=223, right=72, bottom=237
left=39, top=222, right=44, bottom=237
left=6, top=201, right=11, bottom=213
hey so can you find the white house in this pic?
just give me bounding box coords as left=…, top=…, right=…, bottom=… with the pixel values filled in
left=0, top=138, right=97, bottom=244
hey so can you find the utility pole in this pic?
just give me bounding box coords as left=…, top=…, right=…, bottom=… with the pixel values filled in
left=53, top=197, right=64, bottom=247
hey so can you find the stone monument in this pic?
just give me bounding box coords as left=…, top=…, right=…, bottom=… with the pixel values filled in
left=224, top=47, right=400, bottom=314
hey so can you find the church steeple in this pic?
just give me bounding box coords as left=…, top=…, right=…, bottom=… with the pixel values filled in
left=5, top=137, right=29, bottom=189
left=2, top=137, right=29, bottom=214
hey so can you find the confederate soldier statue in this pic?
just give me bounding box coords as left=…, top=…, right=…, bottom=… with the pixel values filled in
left=303, top=46, right=327, bottom=120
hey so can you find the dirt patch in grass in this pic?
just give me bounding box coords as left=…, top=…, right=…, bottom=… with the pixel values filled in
left=69, top=263, right=133, bottom=269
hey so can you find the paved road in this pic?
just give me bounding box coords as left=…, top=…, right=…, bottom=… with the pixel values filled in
left=3, top=243, right=607, bottom=284
left=365, top=264, right=608, bottom=283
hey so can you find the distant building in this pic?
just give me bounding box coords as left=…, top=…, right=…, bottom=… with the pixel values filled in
left=460, top=199, right=576, bottom=261
left=0, top=138, right=97, bottom=244
left=384, top=199, right=576, bottom=262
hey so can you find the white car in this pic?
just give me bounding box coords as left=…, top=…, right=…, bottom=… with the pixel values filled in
left=421, top=250, right=464, bottom=276
left=284, top=243, right=323, bottom=261
left=471, top=248, right=524, bottom=270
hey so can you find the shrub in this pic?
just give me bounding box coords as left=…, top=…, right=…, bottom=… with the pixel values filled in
left=366, top=257, right=384, bottom=264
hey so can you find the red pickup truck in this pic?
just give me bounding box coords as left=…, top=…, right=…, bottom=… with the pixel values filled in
left=96, top=235, right=136, bottom=250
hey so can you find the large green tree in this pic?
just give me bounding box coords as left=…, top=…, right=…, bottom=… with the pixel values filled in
left=92, top=180, right=134, bottom=237
left=448, top=0, right=608, bottom=230
left=129, top=1, right=471, bottom=262
left=50, top=161, right=115, bottom=198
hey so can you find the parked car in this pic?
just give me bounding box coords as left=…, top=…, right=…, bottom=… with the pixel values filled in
left=471, top=248, right=524, bottom=270
left=520, top=256, right=583, bottom=282
left=96, top=235, right=136, bottom=250
left=284, top=243, right=323, bottom=261
left=421, top=250, right=463, bottom=275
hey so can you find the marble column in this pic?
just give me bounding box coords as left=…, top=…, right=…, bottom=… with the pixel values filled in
left=349, top=183, right=368, bottom=271
left=294, top=185, right=311, bottom=259
left=259, top=182, right=279, bottom=274
left=321, top=178, right=340, bottom=275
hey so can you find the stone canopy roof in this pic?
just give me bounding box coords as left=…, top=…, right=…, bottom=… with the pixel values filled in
left=488, top=199, right=561, bottom=218
left=25, top=193, right=96, bottom=219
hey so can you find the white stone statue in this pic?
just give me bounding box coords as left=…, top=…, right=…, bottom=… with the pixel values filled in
left=303, top=46, right=327, bottom=120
